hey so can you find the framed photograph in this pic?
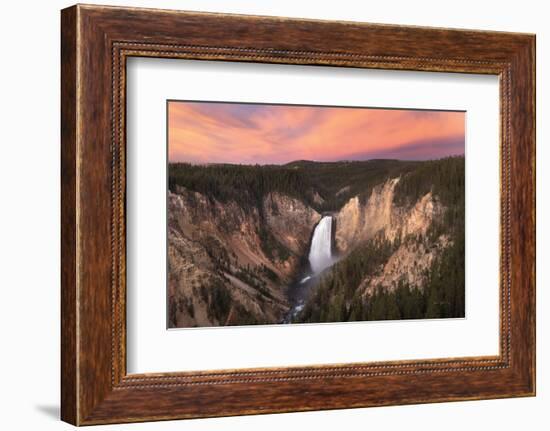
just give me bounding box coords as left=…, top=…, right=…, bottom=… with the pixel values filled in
left=165, top=101, right=466, bottom=329
left=61, top=4, right=535, bottom=425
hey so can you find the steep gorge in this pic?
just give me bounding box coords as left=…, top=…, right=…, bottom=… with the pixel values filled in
left=168, top=157, right=464, bottom=327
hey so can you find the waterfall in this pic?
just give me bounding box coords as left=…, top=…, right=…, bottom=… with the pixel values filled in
left=308, top=216, right=334, bottom=274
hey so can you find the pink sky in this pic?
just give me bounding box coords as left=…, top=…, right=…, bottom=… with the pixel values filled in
left=168, top=101, right=465, bottom=164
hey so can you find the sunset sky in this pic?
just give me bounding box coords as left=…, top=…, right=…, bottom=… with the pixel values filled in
left=168, top=101, right=465, bottom=165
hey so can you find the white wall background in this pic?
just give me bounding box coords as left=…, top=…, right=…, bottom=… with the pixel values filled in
left=0, top=0, right=546, bottom=429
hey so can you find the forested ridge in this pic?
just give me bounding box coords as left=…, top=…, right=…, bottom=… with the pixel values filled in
left=169, top=159, right=425, bottom=212
left=169, top=163, right=308, bottom=211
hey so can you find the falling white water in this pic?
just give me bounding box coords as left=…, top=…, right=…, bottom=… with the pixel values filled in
left=308, top=216, right=334, bottom=273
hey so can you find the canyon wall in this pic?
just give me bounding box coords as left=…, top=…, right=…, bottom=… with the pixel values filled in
left=295, top=176, right=460, bottom=324
left=334, top=177, right=449, bottom=295
left=335, top=178, right=442, bottom=251
left=168, top=186, right=320, bottom=327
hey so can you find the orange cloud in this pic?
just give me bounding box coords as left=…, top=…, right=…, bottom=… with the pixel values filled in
left=168, top=101, right=465, bottom=164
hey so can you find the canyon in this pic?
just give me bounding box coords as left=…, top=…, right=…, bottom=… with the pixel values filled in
left=168, top=158, right=464, bottom=327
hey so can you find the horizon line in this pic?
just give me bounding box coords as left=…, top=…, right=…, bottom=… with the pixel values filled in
left=168, top=154, right=465, bottom=166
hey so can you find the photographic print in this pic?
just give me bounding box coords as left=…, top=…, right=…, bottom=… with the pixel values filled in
left=167, top=101, right=465, bottom=328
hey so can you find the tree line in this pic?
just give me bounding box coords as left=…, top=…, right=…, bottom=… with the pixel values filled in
left=168, top=159, right=421, bottom=213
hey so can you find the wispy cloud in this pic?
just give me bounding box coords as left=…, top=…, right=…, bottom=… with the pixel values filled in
left=168, top=101, right=465, bottom=164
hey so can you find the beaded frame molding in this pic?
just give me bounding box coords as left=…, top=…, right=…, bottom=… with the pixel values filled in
left=61, top=4, right=535, bottom=425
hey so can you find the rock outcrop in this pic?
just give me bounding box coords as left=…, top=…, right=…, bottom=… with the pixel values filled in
left=362, top=234, right=451, bottom=294
left=335, top=178, right=443, bottom=252
left=263, top=192, right=321, bottom=256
